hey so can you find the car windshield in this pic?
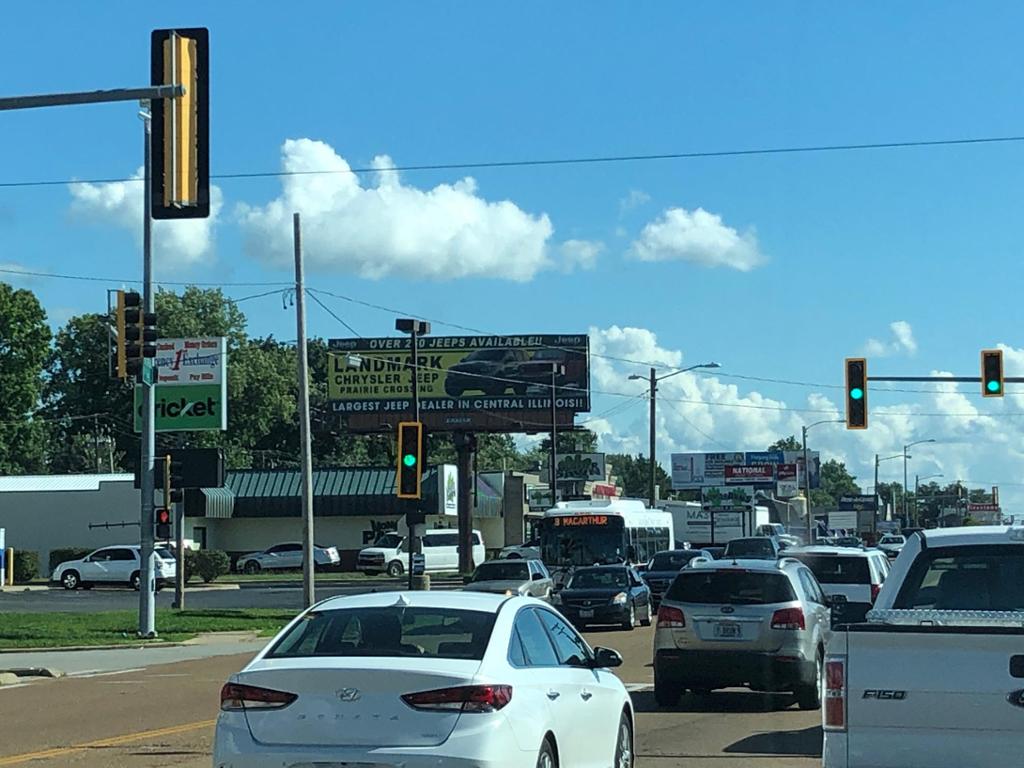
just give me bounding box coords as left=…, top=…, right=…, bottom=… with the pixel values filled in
left=267, top=607, right=497, bottom=659
left=568, top=569, right=629, bottom=589
left=374, top=533, right=403, bottom=549
left=650, top=551, right=698, bottom=570
left=155, top=548, right=175, bottom=561
left=893, top=545, right=1024, bottom=611
left=791, top=555, right=870, bottom=584
left=666, top=570, right=796, bottom=605
left=724, top=539, right=775, bottom=559
left=471, top=562, right=529, bottom=582
left=881, top=536, right=904, bottom=544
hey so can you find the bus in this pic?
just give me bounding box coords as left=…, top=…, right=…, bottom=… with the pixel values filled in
left=539, top=499, right=674, bottom=574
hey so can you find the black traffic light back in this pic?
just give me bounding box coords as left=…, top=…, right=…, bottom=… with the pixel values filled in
left=396, top=421, right=424, bottom=499
left=845, top=358, right=868, bottom=429
left=163, top=455, right=184, bottom=504
left=981, top=349, right=1004, bottom=397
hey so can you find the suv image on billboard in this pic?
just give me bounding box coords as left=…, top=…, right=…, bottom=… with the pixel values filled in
left=443, top=349, right=529, bottom=398
left=504, top=348, right=587, bottom=394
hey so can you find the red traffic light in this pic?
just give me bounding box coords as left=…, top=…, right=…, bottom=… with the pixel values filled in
left=156, top=508, right=171, bottom=525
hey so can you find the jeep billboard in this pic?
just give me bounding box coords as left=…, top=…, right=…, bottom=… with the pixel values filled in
left=328, top=334, right=589, bottom=432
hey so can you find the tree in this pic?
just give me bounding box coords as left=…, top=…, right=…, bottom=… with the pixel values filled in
left=811, top=459, right=861, bottom=508
left=0, top=283, right=52, bottom=473
left=767, top=435, right=802, bottom=451
left=607, top=453, right=671, bottom=500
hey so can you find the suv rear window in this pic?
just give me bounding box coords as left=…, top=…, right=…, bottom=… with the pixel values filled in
left=723, top=539, right=776, bottom=559
left=893, top=545, right=1024, bottom=611
left=666, top=570, right=796, bottom=604
left=790, top=555, right=870, bottom=584
left=267, top=607, right=497, bottom=659
left=650, top=551, right=699, bottom=570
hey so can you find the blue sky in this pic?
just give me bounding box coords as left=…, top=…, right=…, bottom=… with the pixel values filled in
left=4, top=2, right=1024, bottom=506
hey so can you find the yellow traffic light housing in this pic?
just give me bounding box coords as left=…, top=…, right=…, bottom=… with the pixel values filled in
left=396, top=422, right=424, bottom=499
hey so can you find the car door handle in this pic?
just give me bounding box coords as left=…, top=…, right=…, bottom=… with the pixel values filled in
left=580, top=690, right=593, bottom=701
left=546, top=690, right=560, bottom=700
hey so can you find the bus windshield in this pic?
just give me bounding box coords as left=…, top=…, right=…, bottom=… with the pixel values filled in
left=540, top=517, right=626, bottom=567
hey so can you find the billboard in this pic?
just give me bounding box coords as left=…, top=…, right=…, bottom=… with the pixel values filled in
left=133, top=337, right=227, bottom=433
left=672, top=451, right=819, bottom=490
left=328, top=334, right=589, bottom=432
left=671, top=452, right=745, bottom=488
left=725, top=465, right=774, bottom=484
left=154, top=337, right=225, bottom=384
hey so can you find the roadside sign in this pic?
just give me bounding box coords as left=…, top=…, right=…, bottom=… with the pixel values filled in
left=133, top=383, right=225, bottom=432
left=411, top=553, right=426, bottom=576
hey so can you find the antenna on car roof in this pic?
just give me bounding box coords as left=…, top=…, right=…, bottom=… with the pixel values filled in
left=392, top=594, right=410, bottom=607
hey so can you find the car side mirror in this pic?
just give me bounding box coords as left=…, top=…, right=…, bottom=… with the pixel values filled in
left=591, top=647, right=623, bottom=669
left=532, top=572, right=544, bottom=581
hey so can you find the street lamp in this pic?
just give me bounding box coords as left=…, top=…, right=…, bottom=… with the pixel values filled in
left=629, top=362, right=721, bottom=508
left=549, top=363, right=566, bottom=504
left=914, top=473, right=943, bottom=527
left=873, top=453, right=903, bottom=535
left=801, top=419, right=844, bottom=543
left=903, top=439, right=936, bottom=523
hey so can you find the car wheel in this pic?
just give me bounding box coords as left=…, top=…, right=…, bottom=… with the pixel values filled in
left=129, top=571, right=141, bottom=591
left=640, top=601, right=652, bottom=627
left=536, top=737, right=557, bottom=768
left=653, top=677, right=681, bottom=707
left=796, top=651, right=824, bottom=710
left=61, top=570, right=81, bottom=590
left=622, top=603, right=636, bottom=631
left=387, top=560, right=404, bottom=578
left=243, top=561, right=261, bottom=575
left=614, top=713, right=634, bottom=768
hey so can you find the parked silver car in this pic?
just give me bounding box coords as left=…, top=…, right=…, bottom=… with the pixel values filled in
left=652, top=557, right=835, bottom=709
left=462, top=558, right=553, bottom=600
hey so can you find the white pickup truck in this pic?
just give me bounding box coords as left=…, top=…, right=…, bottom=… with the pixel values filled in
left=823, top=525, right=1024, bottom=768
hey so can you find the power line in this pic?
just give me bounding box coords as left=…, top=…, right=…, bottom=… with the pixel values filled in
left=307, top=290, right=360, bottom=337
left=0, top=266, right=292, bottom=288
left=4, top=133, right=1024, bottom=190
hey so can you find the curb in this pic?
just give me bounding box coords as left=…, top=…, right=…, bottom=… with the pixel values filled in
left=0, top=585, right=50, bottom=593
left=0, top=641, right=187, bottom=654
left=0, top=667, right=64, bottom=678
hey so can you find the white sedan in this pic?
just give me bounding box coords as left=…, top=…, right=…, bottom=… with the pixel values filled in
left=876, top=534, right=907, bottom=558
left=214, top=591, right=634, bottom=768
left=236, top=542, right=340, bottom=574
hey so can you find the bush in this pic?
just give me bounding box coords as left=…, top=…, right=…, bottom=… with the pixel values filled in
left=49, top=548, right=93, bottom=573
left=13, top=550, right=40, bottom=583
left=195, top=550, right=230, bottom=583
left=183, top=549, right=198, bottom=583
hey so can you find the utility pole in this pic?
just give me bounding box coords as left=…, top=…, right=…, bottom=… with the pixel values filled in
left=549, top=364, right=564, bottom=504
left=409, top=322, right=420, bottom=592
left=802, top=425, right=811, bottom=543
left=873, top=454, right=879, bottom=536
left=294, top=213, right=316, bottom=609
left=648, top=367, right=657, bottom=508
left=93, top=415, right=101, bottom=474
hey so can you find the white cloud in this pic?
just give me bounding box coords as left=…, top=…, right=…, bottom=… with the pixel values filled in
left=864, top=320, right=917, bottom=357
left=619, top=189, right=651, bottom=213
left=559, top=239, right=603, bottom=271
left=69, top=168, right=223, bottom=270
left=628, top=207, right=765, bottom=271
left=236, top=139, right=555, bottom=282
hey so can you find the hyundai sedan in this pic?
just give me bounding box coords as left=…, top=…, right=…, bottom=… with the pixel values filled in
left=214, top=591, right=635, bottom=768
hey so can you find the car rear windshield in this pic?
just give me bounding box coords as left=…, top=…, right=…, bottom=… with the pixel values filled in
left=666, top=570, right=796, bottom=604
left=156, top=548, right=174, bottom=560
left=724, top=539, right=775, bottom=558
left=790, top=555, right=870, bottom=584
left=471, top=562, right=529, bottom=582
left=892, top=545, right=1024, bottom=611
left=650, top=552, right=699, bottom=570
left=266, top=606, right=497, bottom=659
left=569, top=569, right=629, bottom=589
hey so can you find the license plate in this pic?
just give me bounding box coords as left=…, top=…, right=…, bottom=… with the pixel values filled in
left=579, top=608, right=594, bottom=618
left=714, top=622, right=741, bottom=638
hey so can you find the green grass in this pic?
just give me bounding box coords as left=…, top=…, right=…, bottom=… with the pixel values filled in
left=0, top=609, right=296, bottom=649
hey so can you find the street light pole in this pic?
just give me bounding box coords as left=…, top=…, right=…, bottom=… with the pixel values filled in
left=550, top=364, right=565, bottom=503
left=801, top=419, right=844, bottom=543
left=630, top=362, right=720, bottom=510
left=914, top=473, right=943, bottom=527
left=903, top=439, right=936, bottom=524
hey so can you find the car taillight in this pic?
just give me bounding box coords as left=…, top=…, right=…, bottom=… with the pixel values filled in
left=220, top=683, right=297, bottom=711
left=402, top=685, right=512, bottom=713
left=657, top=605, right=685, bottom=628
left=824, top=656, right=847, bottom=731
left=870, top=583, right=882, bottom=603
left=770, top=607, right=806, bottom=630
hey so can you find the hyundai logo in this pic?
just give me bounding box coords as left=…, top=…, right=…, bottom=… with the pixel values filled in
left=1008, top=690, right=1024, bottom=708
left=720, top=606, right=735, bottom=614
left=337, top=688, right=362, bottom=702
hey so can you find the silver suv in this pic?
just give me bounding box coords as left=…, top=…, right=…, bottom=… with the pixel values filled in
left=652, top=557, right=833, bottom=709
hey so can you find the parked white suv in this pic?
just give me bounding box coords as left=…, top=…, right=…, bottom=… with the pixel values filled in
left=51, top=545, right=176, bottom=591
left=357, top=529, right=486, bottom=576
left=783, top=546, right=890, bottom=623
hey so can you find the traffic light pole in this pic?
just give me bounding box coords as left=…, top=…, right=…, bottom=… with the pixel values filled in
left=138, top=106, right=157, bottom=638
left=408, top=326, right=420, bottom=592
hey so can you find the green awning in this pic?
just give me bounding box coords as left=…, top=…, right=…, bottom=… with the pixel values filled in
left=198, top=487, right=234, bottom=519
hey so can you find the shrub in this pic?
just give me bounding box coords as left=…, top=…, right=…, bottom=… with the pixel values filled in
left=195, top=550, right=230, bottom=583
left=48, top=548, right=93, bottom=573
left=13, top=550, right=40, bottom=583
left=183, top=549, right=198, bottom=583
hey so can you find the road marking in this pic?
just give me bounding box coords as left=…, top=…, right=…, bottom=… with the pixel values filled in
left=0, top=719, right=217, bottom=766
left=625, top=683, right=653, bottom=692
left=68, top=668, right=145, bottom=679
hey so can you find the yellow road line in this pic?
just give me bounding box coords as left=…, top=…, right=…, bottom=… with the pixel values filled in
left=0, top=719, right=217, bottom=766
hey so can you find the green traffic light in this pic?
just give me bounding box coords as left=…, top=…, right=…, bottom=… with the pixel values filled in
left=403, top=453, right=417, bottom=467
left=987, top=380, right=1001, bottom=393
left=850, top=387, right=864, bottom=400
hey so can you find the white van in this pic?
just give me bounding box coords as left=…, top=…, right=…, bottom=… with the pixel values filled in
left=356, top=529, right=485, bottom=576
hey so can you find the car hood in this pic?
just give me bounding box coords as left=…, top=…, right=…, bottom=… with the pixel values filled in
left=358, top=547, right=392, bottom=556
left=463, top=579, right=533, bottom=593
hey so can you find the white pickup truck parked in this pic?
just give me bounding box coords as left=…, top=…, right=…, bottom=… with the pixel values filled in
left=823, top=525, right=1024, bottom=768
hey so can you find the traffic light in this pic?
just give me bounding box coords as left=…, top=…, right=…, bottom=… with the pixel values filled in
left=163, top=454, right=184, bottom=505
left=115, top=290, right=157, bottom=381
left=151, top=28, right=210, bottom=220
left=845, top=358, right=868, bottom=429
left=981, top=349, right=1004, bottom=397
left=396, top=421, right=424, bottom=499
left=155, top=508, right=172, bottom=540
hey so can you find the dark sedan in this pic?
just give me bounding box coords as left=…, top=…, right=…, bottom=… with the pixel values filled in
left=642, top=549, right=713, bottom=606
left=553, top=565, right=651, bottom=631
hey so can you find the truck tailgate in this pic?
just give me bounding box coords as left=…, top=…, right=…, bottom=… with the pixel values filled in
left=842, top=626, right=1024, bottom=767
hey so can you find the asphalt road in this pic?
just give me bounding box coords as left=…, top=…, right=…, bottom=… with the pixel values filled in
left=0, top=624, right=822, bottom=768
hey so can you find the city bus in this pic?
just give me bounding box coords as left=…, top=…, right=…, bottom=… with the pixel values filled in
left=539, top=499, right=674, bottom=576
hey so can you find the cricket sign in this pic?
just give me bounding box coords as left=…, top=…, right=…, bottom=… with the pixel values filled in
left=328, top=334, right=590, bottom=433
left=133, top=337, right=227, bottom=432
